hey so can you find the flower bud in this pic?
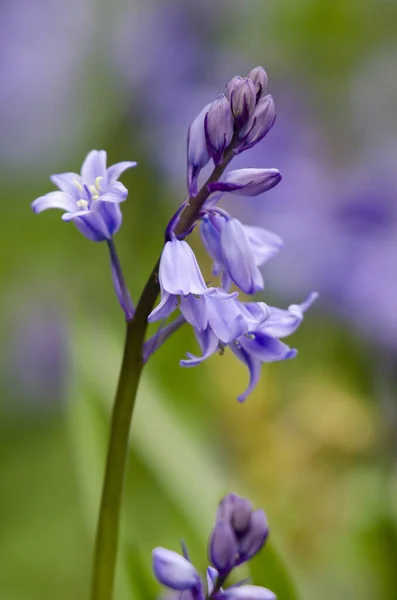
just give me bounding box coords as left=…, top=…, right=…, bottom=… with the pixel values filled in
left=208, top=168, right=281, bottom=197
left=208, top=520, right=238, bottom=574
left=228, top=77, right=256, bottom=128
left=204, top=94, right=234, bottom=165
left=238, top=95, right=276, bottom=152
left=152, top=548, right=199, bottom=590
left=238, top=509, right=269, bottom=561
left=223, top=584, right=276, bottom=600
left=187, top=103, right=211, bottom=196
left=247, top=66, right=268, bottom=100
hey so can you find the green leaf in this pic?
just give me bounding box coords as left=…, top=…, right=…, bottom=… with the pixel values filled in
left=249, top=542, right=301, bottom=600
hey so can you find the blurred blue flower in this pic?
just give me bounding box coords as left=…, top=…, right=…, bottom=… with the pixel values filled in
left=0, top=0, right=94, bottom=168
left=32, top=150, right=136, bottom=242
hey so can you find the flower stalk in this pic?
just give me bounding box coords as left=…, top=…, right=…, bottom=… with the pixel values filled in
left=90, top=155, right=233, bottom=600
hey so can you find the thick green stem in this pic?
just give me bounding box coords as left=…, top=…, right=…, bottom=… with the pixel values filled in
left=90, top=153, right=233, bottom=600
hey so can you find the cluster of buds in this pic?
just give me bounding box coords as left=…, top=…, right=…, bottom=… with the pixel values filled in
left=187, top=66, right=275, bottom=196
left=152, top=493, right=275, bottom=600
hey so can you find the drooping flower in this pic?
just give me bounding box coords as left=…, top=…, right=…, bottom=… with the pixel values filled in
left=208, top=168, right=281, bottom=197
left=31, top=150, right=136, bottom=241
left=200, top=212, right=283, bottom=294
left=181, top=293, right=318, bottom=402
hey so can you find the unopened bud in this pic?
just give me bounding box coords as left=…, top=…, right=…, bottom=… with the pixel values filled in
left=231, top=497, right=254, bottom=533
left=152, top=548, right=199, bottom=591
left=238, top=95, right=276, bottom=152
left=204, top=94, right=234, bottom=165
left=227, top=77, right=256, bottom=128
left=247, top=66, right=268, bottom=100
left=238, top=509, right=269, bottom=561
left=187, top=103, right=211, bottom=196
left=208, top=168, right=281, bottom=197
left=209, top=520, right=238, bottom=574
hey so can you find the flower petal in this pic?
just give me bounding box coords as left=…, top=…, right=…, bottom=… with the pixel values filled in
left=81, top=150, right=107, bottom=184
left=152, top=548, right=199, bottom=591
left=230, top=343, right=262, bottom=402
left=206, top=567, right=219, bottom=597
left=181, top=327, right=219, bottom=366
left=263, top=292, right=318, bottom=338
left=243, top=225, right=283, bottom=266
left=180, top=295, right=208, bottom=331
left=220, top=219, right=264, bottom=294
left=148, top=291, right=178, bottom=322
left=62, top=209, right=110, bottom=242
left=239, top=332, right=297, bottom=362
left=32, top=191, right=76, bottom=214
left=93, top=200, right=122, bottom=237
left=159, top=237, right=208, bottom=296
left=50, top=172, right=81, bottom=197
left=206, top=294, right=249, bottom=344
left=106, top=161, right=137, bottom=183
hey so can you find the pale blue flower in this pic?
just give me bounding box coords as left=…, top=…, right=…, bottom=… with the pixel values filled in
left=32, top=150, right=136, bottom=241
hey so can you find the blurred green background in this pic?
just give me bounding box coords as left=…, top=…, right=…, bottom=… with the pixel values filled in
left=1, top=1, right=397, bottom=599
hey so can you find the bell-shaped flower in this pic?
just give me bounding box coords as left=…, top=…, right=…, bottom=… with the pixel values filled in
left=208, top=168, right=281, bottom=197
left=31, top=150, right=136, bottom=241
left=148, top=235, right=216, bottom=323
left=204, top=94, right=234, bottom=165
left=152, top=548, right=200, bottom=591
left=200, top=213, right=283, bottom=295
left=181, top=293, right=317, bottom=402
left=187, top=103, right=211, bottom=196
left=232, top=292, right=318, bottom=401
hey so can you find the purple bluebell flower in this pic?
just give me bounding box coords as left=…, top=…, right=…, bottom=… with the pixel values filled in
left=204, top=94, right=234, bottom=165
left=209, top=493, right=269, bottom=571
left=181, top=293, right=318, bottom=402
left=152, top=494, right=275, bottom=600
left=148, top=235, right=216, bottom=323
left=200, top=213, right=283, bottom=294
left=208, top=168, right=281, bottom=196
left=32, top=150, right=136, bottom=242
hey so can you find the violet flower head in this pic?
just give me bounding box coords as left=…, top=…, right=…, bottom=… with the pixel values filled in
left=152, top=493, right=275, bottom=600
left=209, top=493, right=269, bottom=572
left=32, top=150, right=137, bottom=242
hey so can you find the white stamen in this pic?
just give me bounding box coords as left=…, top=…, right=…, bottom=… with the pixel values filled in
left=77, top=199, right=89, bottom=209
left=95, top=176, right=103, bottom=191
left=73, top=178, right=83, bottom=191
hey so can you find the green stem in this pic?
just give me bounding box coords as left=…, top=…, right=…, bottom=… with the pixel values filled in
left=90, top=153, right=233, bottom=600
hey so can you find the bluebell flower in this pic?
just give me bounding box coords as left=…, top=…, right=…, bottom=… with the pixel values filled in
left=31, top=150, right=136, bottom=241
left=200, top=213, right=283, bottom=294
left=181, top=293, right=318, bottom=402
left=148, top=235, right=218, bottom=323
left=152, top=493, right=275, bottom=600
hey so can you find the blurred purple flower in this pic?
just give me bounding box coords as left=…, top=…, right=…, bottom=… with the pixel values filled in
left=3, top=299, right=69, bottom=411
left=0, top=0, right=93, bottom=168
